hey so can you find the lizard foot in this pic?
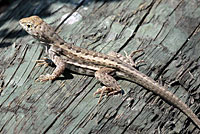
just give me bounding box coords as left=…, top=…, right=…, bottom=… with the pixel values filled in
left=94, top=86, right=121, bottom=104
left=124, top=49, right=144, bottom=67
left=36, top=74, right=56, bottom=82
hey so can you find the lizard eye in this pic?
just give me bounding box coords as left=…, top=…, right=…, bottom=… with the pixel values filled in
left=26, top=24, right=31, bottom=28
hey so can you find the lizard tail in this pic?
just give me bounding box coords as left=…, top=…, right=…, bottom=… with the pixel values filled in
left=117, top=69, right=200, bottom=129
left=147, top=82, right=200, bottom=129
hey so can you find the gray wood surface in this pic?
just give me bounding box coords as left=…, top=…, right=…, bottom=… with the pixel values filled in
left=0, top=0, right=200, bottom=133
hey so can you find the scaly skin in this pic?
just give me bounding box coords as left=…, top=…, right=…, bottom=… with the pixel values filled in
left=19, top=16, right=200, bottom=129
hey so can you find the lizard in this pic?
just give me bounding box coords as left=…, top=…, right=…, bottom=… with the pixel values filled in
left=19, top=16, right=200, bottom=129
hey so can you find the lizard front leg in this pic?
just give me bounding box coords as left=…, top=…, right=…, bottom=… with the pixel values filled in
left=94, top=67, right=122, bottom=103
left=37, top=47, right=66, bottom=82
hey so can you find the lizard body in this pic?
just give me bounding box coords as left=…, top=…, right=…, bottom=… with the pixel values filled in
left=19, top=16, right=200, bottom=129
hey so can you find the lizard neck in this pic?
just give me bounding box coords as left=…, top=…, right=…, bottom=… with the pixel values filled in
left=35, top=21, right=65, bottom=44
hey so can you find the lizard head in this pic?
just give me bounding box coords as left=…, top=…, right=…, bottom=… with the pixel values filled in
left=19, top=16, right=63, bottom=43
left=19, top=16, right=46, bottom=41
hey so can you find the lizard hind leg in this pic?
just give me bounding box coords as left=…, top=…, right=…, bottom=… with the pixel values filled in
left=108, top=51, right=133, bottom=66
left=108, top=49, right=144, bottom=67
left=94, top=67, right=122, bottom=104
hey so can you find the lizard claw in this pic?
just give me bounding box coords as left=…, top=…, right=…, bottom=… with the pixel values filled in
left=35, top=57, right=54, bottom=67
left=35, top=57, right=49, bottom=67
left=128, top=49, right=144, bottom=58
left=135, top=60, right=145, bottom=66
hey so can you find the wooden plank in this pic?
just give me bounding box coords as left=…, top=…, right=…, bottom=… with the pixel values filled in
left=0, top=0, right=200, bottom=133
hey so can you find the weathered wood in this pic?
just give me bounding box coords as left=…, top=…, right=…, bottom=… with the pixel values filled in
left=0, top=0, right=200, bottom=133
